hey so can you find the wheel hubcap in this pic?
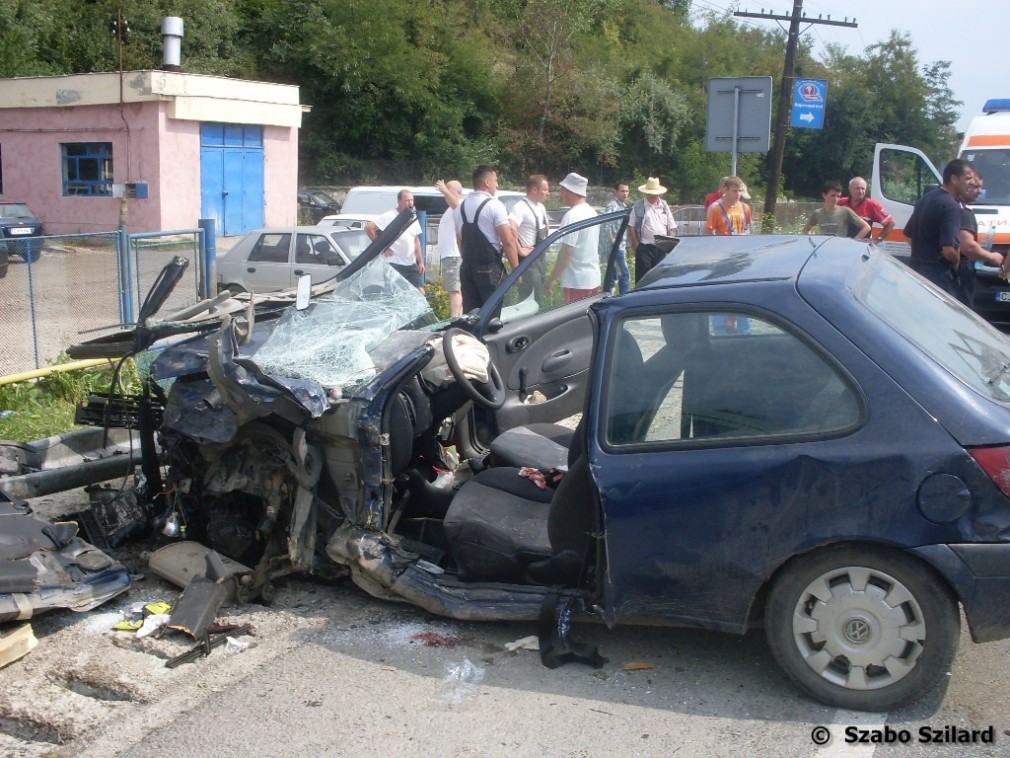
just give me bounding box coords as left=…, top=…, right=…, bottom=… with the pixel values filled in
left=843, top=617, right=872, bottom=644
left=791, top=565, right=925, bottom=690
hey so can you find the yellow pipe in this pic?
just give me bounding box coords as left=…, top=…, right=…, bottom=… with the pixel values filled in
left=0, top=358, right=117, bottom=386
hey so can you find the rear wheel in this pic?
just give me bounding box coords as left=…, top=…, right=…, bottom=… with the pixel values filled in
left=765, top=545, right=959, bottom=711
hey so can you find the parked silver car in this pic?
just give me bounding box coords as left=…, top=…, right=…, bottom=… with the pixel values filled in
left=216, top=227, right=370, bottom=294
left=672, top=205, right=707, bottom=236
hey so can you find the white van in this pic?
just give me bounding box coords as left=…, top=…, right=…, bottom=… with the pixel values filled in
left=317, top=185, right=526, bottom=228
left=872, top=99, right=1010, bottom=257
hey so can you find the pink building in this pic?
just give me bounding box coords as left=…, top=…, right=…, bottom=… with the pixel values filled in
left=0, top=70, right=304, bottom=236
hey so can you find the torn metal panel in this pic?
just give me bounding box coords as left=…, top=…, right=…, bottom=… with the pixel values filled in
left=148, top=541, right=252, bottom=606
left=0, top=490, right=130, bottom=623
left=166, top=575, right=227, bottom=641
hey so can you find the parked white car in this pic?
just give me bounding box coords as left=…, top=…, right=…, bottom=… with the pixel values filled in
left=672, top=205, right=707, bottom=236
left=217, top=227, right=370, bottom=294
left=317, top=186, right=526, bottom=228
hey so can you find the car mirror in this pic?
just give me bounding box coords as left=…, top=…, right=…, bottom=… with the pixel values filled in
left=484, top=318, right=503, bottom=334
left=296, top=274, right=312, bottom=310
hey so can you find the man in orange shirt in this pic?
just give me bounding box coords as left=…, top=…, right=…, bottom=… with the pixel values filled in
left=705, top=176, right=752, bottom=236
left=705, top=176, right=752, bottom=334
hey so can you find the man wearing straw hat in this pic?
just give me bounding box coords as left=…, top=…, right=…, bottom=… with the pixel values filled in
left=628, top=177, right=677, bottom=283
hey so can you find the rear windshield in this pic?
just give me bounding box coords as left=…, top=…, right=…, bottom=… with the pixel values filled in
left=0, top=204, right=34, bottom=219
left=856, top=254, right=1010, bottom=403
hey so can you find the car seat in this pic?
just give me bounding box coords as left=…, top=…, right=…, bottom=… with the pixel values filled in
left=444, top=416, right=596, bottom=585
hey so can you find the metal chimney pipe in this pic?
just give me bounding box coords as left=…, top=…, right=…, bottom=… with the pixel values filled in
left=161, top=17, right=184, bottom=71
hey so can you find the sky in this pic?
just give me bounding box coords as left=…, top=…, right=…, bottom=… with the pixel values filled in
left=693, top=0, right=1008, bottom=134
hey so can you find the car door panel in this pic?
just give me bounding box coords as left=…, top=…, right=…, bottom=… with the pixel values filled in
left=475, top=210, right=627, bottom=431
left=484, top=304, right=595, bottom=429
left=590, top=300, right=959, bottom=632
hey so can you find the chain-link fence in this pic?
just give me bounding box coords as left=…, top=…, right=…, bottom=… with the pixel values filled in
left=126, top=232, right=205, bottom=324
left=1, top=230, right=208, bottom=376
left=1, top=232, right=122, bottom=375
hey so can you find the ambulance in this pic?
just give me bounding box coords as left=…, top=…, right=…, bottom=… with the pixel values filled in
left=871, top=99, right=1010, bottom=327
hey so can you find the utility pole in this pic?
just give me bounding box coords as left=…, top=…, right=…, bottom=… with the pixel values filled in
left=735, top=3, right=856, bottom=229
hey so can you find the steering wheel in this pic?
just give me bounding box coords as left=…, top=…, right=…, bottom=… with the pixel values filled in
left=441, top=328, right=506, bottom=410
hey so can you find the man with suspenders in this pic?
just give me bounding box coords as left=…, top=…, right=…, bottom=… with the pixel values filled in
left=454, top=165, right=520, bottom=314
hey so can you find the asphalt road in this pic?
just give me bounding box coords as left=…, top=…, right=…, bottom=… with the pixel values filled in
left=73, top=586, right=1010, bottom=758
left=0, top=485, right=1007, bottom=757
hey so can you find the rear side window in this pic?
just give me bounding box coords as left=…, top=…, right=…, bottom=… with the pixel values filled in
left=857, top=254, right=1010, bottom=403
left=249, top=233, right=290, bottom=263
left=604, top=311, right=862, bottom=446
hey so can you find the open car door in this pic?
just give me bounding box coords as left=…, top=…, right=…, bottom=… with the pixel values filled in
left=871, top=143, right=942, bottom=255
left=474, top=210, right=629, bottom=434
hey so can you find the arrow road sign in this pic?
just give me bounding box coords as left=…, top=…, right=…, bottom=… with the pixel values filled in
left=791, top=79, right=827, bottom=129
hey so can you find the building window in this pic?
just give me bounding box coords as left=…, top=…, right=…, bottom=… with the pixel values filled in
left=61, top=143, right=113, bottom=196
left=0, top=143, right=4, bottom=194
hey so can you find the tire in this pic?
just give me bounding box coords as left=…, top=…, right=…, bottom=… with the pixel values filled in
left=0, top=247, right=8, bottom=278
left=765, top=545, right=959, bottom=712
left=222, top=283, right=247, bottom=295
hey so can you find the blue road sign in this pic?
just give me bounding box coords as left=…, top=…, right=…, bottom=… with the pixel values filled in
left=791, top=79, right=828, bottom=129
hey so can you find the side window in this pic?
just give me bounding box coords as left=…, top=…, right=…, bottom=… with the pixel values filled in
left=249, top=233, right=290, bottom=263
left=297, top=234, right=343, bottom=265
left=877, top=147, right=939, bottom=205
left=498, top=215, right=603, bottom=326
left=963, top=148, right=1010, bottom=206
left=604, top=312, right=861, bottom=446
left=61, top=142, right=113, bottom=196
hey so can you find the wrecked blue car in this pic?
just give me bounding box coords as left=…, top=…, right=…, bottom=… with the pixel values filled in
left=108, top=210, right=1010, bottom=712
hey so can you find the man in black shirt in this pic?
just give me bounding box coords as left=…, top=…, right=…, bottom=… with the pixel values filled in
left=904, top=159, right=975, bottom=304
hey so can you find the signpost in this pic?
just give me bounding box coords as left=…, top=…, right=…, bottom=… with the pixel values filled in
left=706, top=77, right=773, bottom=176
left=791, top=79, right=828, bottom=129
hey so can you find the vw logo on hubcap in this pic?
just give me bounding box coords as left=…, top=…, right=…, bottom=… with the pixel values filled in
left=843, top=617, right=872, bottom=644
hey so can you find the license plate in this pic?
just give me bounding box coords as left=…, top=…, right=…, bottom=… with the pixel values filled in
left=8, top=227, right=32, bottom=236
left=997, top=291, right=1010, bottom=303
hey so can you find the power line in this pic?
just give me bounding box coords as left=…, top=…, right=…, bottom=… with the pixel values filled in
left=734, top=1, right=856, bottom=225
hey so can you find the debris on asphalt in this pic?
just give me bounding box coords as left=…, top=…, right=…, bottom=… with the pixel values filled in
left=622, top=661, right=656, bottom=671
left=504, top=635, right=539, bottom=652
left=0, top=623, right=37, bottom=668
left=165, top=623, right=254, bottom=668
left=0, top=485, right=130, bottom=624
left=433, top=657, right=485, bottom=705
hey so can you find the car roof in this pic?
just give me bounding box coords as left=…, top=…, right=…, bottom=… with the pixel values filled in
left=245, top=226, right=362, bottom=235
left=638, top=234, right=832, bottom=289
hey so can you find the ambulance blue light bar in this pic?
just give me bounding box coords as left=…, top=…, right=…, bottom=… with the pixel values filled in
left=982, top=99, right=1010, bottom=113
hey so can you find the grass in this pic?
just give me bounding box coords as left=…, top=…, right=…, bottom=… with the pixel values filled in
left=0, top=356, right=143, bottom=442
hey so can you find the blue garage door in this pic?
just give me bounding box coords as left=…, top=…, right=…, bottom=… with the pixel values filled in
left=200, top=124, right=265, bottom=237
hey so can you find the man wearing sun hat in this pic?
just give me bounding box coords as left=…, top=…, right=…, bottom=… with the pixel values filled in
left=629, top=176, right=677, bottom=283
left=545, top=172, right=601, bottom=304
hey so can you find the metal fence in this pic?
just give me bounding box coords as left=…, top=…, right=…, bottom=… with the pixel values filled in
left=1, top=228, right=209, bottom=376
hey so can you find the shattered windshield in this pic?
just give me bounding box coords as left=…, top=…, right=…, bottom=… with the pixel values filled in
left=254, top=256, right=437, bottom=389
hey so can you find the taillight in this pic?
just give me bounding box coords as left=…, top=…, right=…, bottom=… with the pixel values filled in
left=969, top=446, right=1010, bottom=498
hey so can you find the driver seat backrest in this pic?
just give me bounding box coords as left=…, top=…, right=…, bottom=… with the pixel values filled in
left=536, top=414, right=597, bottom=585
